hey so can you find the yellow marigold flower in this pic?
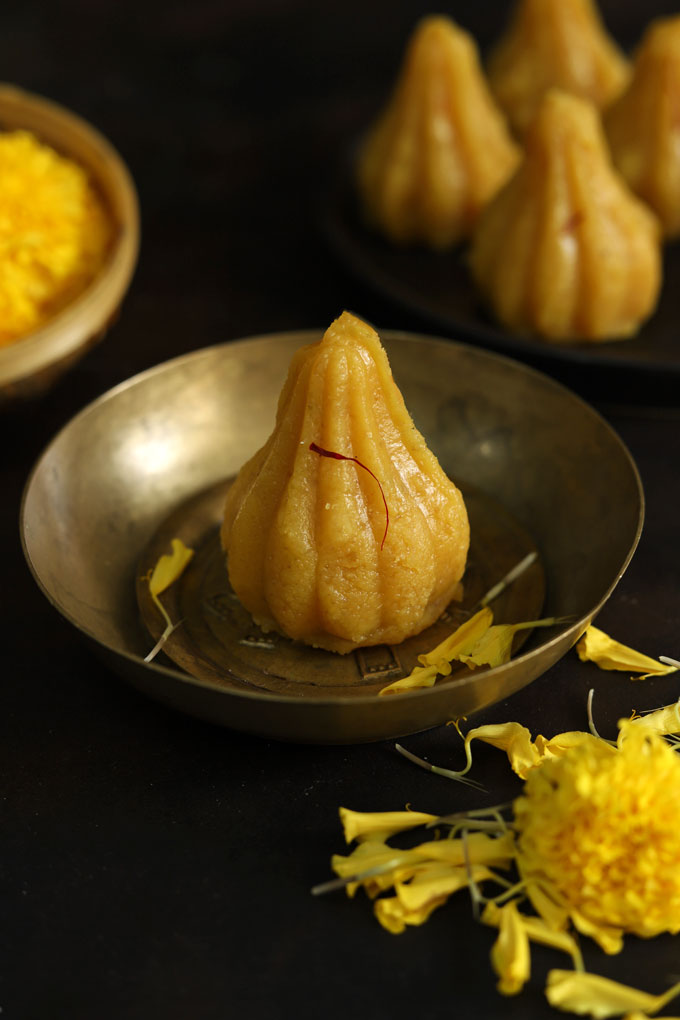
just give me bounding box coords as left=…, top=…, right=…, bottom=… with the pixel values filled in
left=515, top=721, right=680, bottom=952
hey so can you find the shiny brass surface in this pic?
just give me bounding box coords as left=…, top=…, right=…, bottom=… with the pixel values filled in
left=21, top=331, right=644, bottom=743
left=0, top=84, right=139, bottom=403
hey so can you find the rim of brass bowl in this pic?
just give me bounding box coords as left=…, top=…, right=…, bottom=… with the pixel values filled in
left=20, top=331, right=644, bottom=744
left=0, top=83, right=139, bottom=402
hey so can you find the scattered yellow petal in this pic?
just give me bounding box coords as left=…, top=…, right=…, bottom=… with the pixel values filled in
left=568, top=907, right=624, bottom=956
left=576, top=626, right=677, bottom=679
left=487, top=900, right=531, bottom=995
left=524, top=881, right=571, bottom=933
left=148, top=538, right=194, bottom=597
left=482, top=901, right=582, bottom=964
left=629, top=699, right=680, bottom=738
left=624, top=1015, right=680, bottom=1020
left=378, top=662, right=440, bottom=694
left=330, top=840, right=422, bottom=898
left=534, top=730, right=608, bottom=764
left=338, top=807, right=437, bottom=844
left=144, top=538, right=194, bottom=662
left=417, top=606, right=493, bottom=668
left=379, top=607, right=492, bottom=694
left=458, top=721, right=542, bottom=779
left=412, top=829, right=516, bottom=870
left=381, top=607, right=564, bottom=694
left=396, top=862, right=494, bottom=914
left=375, top=863, right=495, bottom=933
left=545, top=970, right=680, bottom=1019
left=452, top=722, right=604, bottom=781
left=461, top=618, right=562, bottom=669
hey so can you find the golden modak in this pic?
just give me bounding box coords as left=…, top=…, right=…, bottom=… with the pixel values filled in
left=470, top=90, right=662, bottom=343
left=605, top=16, right=680, bottom=239
left=221, top=312, right=470, bottom=653
left=487, top=0, right=630, bottom=136
left=356, top=16, right=519, bottom=250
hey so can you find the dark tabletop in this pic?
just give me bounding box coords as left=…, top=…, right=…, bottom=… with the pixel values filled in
left=2, top=2, right=680, bottom=1018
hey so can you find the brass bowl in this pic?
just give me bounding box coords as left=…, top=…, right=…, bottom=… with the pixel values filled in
left=0, top=84, right=139, bottom=403
left=20, top=330, right=643, bottom=743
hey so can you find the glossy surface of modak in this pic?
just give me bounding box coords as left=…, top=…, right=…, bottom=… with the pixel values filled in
left=356, top=16, right=519, bottom=250
left=487, top=0, right=630, bottom=136
left=470, top=90, right=662, bottom=343
left=605, top=17, right=680, bottom=239
left=221, top=312, right=470, bottom=653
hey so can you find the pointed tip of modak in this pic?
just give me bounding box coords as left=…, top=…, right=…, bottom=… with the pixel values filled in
left=409, top=13, right=471, bottom=51
left=487, top=0, right=630, bottom=134
left=321, top=310, right=381, bottom=349
left=644, top=13, right=680, bottom=53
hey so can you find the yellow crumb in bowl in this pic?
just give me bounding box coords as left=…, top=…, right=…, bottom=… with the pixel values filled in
left=0, top=128, right=114, bottom=347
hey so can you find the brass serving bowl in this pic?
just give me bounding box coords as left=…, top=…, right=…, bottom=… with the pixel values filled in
left=21, top=330, right=643, bottom=743
left=0, top=84, right=139, bottom=403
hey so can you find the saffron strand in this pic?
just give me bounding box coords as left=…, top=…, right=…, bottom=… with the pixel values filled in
left=309, top=441, right=390, bottom=550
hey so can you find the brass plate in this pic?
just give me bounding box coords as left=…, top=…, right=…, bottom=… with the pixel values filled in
left=20, top=330, right=644, bottom=743
left=136, top=480, right=545, bottom=697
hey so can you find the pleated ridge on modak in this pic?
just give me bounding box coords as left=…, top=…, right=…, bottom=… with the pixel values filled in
left=221, top=312, right=470, bottom=653
left=469, top=90, right=662, bottom=343
left=355, top=15, right=519, bottom=250
left=605, top=16, right=680, bottom=240
left=487, top=0, right=630, bottom=136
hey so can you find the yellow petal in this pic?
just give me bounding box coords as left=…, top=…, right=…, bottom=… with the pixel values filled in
left=459, top=623, right=517, bottom=667
left=338, top=807, right=436, bottom=844
left=380, top=607, right=493, bottom=694
left=483, top=901, right=583, bottom=970
left=373, top=894, right=437, bottom=934
left=534, top=730, right=610, bottom=761
left=143, top=538, right=195, bottom=661
left=412, top=829, right=516, bottom=869
left=375, top=862, right=497, bottom=933
left=460, top=722, right=543, bottom=779
left=417, top=606, right=494, bottom=666
left=622, top=1015, right=680, bottom=1020
left=524, top=881, right=570, bottom=932
left=576, top=626, right=677, bottom=677
left=330, top=840, right=421, bottom=897
left=379, top=662, right=440, bottom=695
left=461, top=618, right=561, bottom=669
left=623, top=1015, right=680, bottom=1020
left=628, top=699, right=680, bottom=737
left=148, top=538, right=194, bottom=597
left=545, top=971, right=680, bottom=1019
left=396, top=862, right=495, bottom=913
left=487, top=900, right=531, bottom=996
left=565, top=909, right=624, bottom=956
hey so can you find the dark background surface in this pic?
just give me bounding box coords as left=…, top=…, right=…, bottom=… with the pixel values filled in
left=2, top=2, right=680, bottom=1017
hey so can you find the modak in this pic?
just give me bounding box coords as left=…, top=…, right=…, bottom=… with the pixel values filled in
left=469, top=90, right=662, bottom=343
left=355, top=16, right=519, bottom=250
left=221, top=312, right=470, bottom=653
left=487, top=0, right=630, bottom=136
left=605, top=16, right=680, bottom=239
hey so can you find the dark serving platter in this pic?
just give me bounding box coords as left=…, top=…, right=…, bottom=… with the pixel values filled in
left=324, top=162, right=680, bottom=408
